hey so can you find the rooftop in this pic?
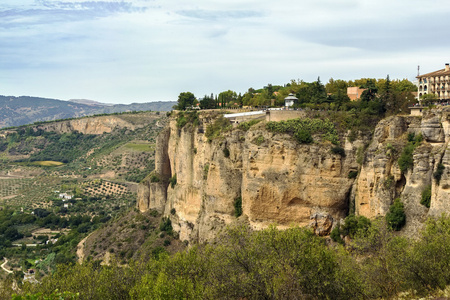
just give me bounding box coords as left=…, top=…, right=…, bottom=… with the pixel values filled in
left=417, top=64, right=450, bottom=78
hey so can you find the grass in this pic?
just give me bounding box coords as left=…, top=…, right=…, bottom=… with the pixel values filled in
left=31, top=161, right=65, bottom=167
left=13, top=161, right=65, bottom=167
left=124, top=143, right=155, bottom=152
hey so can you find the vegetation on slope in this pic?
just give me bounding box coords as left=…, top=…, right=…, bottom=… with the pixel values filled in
left=4, top=215, right=450, bottom=299
left=0, top=95, right=175, bottom=128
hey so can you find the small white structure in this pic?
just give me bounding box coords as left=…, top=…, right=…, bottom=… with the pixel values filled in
left=284, top=93, right=298, bottom=107
left=58, top=193, right=73, bottom=200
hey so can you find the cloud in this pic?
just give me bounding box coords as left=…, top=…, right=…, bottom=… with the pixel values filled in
left=176, top=9, right=262, bottom=21
left=0, top=0, right=146, bottom=28
left=1, top=0, right=450, bottom=103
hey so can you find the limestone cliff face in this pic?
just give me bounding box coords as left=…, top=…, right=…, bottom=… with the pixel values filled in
left=36, top=113, right=158, bottom=135
left=138, top=113, right=363, bottom=242
left=138, top=108, right=450, bottom=242
left=354, top=108, right=450, bottom=234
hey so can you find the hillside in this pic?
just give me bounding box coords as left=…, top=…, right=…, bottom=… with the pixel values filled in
left=0, top=111, right=167, bottom=280
left=13, top=107, right=450, bottom=300
left=0, top=95, right=176, bottom=128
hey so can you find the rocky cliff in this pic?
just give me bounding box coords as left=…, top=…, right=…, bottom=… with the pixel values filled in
left=35, top=112, right=160, bottom=135
left=138, top=108, right=450, bottom=242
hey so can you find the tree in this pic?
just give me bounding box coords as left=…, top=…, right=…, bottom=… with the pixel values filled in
left=385, top=198, right=406, bottom=231
left=360, top=79, right=378, bottom=102
left=199, top=95, right=216, bottom=109
left=218, top=90, right=238, bottom=108
left=175, top=92, right=196, bottom=110
left=420, top=93, right=438, bottom=106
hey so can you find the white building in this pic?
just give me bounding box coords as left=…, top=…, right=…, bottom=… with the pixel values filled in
left=417, top=63, right=450, bottom=101
left=284, top=93, right=298, bottom=107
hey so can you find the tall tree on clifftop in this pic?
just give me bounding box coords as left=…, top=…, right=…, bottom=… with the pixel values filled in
left=175, top=92, right=196, bottom=110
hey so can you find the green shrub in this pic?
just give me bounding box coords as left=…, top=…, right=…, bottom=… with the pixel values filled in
left=160, top=217, right=172, bottom=233
left=398, top=134, right=423, bottom=174
left=294, top=130, right=313, bottom=144
left=253, top=135, right=265, bottom=146
left=176, top=111, right=199, bottom=128
left=266, top=117, right=338, bottom=144
left=150, top=174, right=160, bottom=183
left=383, top=175, right=395, bottom=189
left=234, top=197, right=242, bottom=217
left=203, top=164, right=209, bottom=180
left=223, top=148, right=230, bottom=158
left=341, top=214, right=371, bottom=238
left=386, top=198, right=406, bottom=231
left=205, top=116, right=231, bottom=141
left=238, top=119, right=261, bottom=131
left=433, top=163, right=445, bottom=184
left=348, top=171, right=358, bottom=179
left=331, top=146, right=346, bottom=157
left=170, top=208, right=176, bottom=215
left=176, top=114, right=187, bottom=128
left=420, top=185, right=432, bottom=208
left=398, top=143, right=415, bottom=173
left=169, top=174, right=177, bottom=188
left=330, top=225, right=344, bottom=244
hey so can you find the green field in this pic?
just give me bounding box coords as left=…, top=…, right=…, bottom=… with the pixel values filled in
left=30, top=161, right=65, bottom=167
left=13, top=161, right=65, bottom=167
left=123, top=143, right=155, bottom=152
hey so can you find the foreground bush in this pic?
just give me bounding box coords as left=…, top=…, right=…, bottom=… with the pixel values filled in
left=16, top=215, right=450, bottom=299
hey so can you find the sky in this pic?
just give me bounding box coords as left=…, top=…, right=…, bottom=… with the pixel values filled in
left=1, top=0, right=450, bottom=104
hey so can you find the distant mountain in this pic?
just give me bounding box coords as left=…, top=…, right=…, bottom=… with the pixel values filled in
left=0, top=95, right=176, bottom=128
left=69, top=99, right=113, bottom=106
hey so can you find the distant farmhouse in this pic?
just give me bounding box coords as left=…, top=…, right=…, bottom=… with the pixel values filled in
left=347, top=87, right=366, bottom=101
left=417, top=63, right=450, bottom=101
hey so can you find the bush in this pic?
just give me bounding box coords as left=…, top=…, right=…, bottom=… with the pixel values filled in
left=331, top=146, right=345, bottom=157
left=205, top=116, right=231, bottom=141
left=150, top=174, right=160, bottom=183
left=330, top=225, right=344, bottom=244
left=398, top=134, right=423, bottom=174
left=253, top=135, right=265, bottom=146
left=383, top=175, right=395, bottom=189
left=160, top=217, right=172, bottom=233
left=169, top=174, right=177, bottom=188
left=234, top=197, right=242, bottom=217
left=223, top=148, right=230, bottom=158
left=433, top=163, right=445, bottom=184
left=348, top=171, right=358, bottom=179
left=420, top=185, right=431, bottom=208
left=238, top=119, right=261, bottom=131
left=341, top=215, right=371, bottom=238
left=386, top=198, right=406, bottom=231
left=266, top=117, right=339, bottom=144
left=203, top=164, right=209, bottom=180
left=398, top=143, right=415, bottom=173
left=294, top=130, right=313, bottom=144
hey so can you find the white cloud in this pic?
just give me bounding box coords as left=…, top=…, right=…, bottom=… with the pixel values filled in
left=1, top=0, right=450, bottom=103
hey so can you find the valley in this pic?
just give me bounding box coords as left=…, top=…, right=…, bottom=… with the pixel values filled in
left=3, top=104, right=450, bottom=299
left=0, top=111, right=167, bottom=283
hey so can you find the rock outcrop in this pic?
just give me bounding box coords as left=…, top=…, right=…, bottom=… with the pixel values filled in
left=139, top=112, right=362, bottom=242
left=36, top=112, right=159, bottom=135
left=138, top=108, right=450, bottom=242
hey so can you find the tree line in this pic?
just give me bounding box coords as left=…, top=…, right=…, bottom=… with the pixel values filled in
left=174, top=77, right=417, bottom=117
left=7, top=214, right=450, bottom=299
